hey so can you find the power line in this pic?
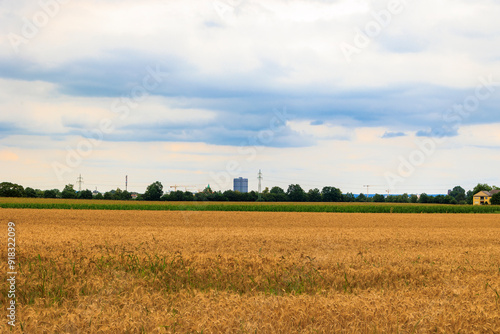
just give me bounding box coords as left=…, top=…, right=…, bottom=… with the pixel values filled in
left=264, top=176, right=361, bottom=188
left=363, top=185, right=383, bottom=197
left=258, top=169, right=263, bottom=200
left=76, top=174, right=84, bottom=192
left=263, top=176, right=456, bottom=190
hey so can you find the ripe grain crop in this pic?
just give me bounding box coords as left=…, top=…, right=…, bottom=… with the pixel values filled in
left=1, top=209, right=500, bottom=333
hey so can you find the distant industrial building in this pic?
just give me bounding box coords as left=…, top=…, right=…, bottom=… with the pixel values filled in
left=233, top=177, right=248, bottom=193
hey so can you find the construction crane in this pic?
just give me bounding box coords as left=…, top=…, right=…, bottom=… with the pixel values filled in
left=170, top=185, right=197, bottom=191
left=363, top=185, right=382, bottom=198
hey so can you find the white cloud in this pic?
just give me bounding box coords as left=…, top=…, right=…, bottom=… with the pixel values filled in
left=1, top=0, right=500, bottom=193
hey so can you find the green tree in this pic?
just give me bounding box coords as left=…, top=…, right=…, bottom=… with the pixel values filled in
left=433, top=195, right=445, bottom=204
left=388, top=193, right=410, bottom=203
left=61, top=184, right=77, bottom=199
left=286, top=184, right=306, bottom=202
left=261, top=192, right=275, bottom=202
left=270, top=186, right=285, bottom=194
left=78, top=189, right=93, bottom=199
left=307, top=188, right=322, bottom=202
left=410, top=194, right=418, bottom=203
left=44, top=189, right=58, bottom=198
left=343, top=192, right=356, bottom=202
left=25, top=187, right=37, bottom=198
left=0, top=182, right=25, bottom=197
left=399, top=193, right=410, bottom=203
left=418, top=193, right=430, bottom=203
left=321, top=186, right=343, bottom=202
left=373, top=194, right=385, bottom=202
left=386, top=195, right=397, bottom=203
left=472, top=183, right=492, bottom=195
left=121, top=190, right=132, bottom=200
left=355, top=193, right=367, bottom=202
left=194, top=192, right=208, bottom=201
left=208, top=190, right=223, bottom=201
left=94, top=192, right=104, bottom=200
left=222, top=190, right=238, bottom=201
left=114, top=188, right=123, bottom=200
left=167, top=190, right=186, bottom=201
left=449, top=186, right=466, bottom=202
left=185, top=191, right=195, bottom=201
left=465, top=190, right=473, bottom=205
left=491, top=192, right=500, bottom=205
left=246, top=191, right=259, bottom=202
left=270, top=187, right=287, bottom=202
left=144, top=181, right=163, bottom=201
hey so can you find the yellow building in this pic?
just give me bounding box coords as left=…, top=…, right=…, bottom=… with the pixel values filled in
left=473, top=190, right=500, bottom=205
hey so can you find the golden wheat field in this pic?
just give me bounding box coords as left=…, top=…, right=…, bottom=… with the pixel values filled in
left=1, top=209, right=500, bottom=333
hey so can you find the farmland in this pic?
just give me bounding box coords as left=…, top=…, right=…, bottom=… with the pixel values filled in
left=1, top=197, right=500, bottom=213
left=1, top=209, right=500, bottom=333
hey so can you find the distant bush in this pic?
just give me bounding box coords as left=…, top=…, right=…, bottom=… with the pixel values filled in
left=491, top=193, right=500, bottom=205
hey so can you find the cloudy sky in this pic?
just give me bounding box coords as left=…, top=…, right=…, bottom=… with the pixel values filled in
left=1, top=0, right=499, bottom=194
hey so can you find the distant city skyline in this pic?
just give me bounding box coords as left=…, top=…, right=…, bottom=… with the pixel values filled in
left=4, top=172, right=483, bottom=197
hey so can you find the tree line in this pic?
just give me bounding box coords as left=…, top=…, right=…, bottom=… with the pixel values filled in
left=1, top=181, right=499, bottom=205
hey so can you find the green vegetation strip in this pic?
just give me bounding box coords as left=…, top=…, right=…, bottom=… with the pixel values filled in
left=1, top=200, right=499, bottom=213
left=14, top=253, right=328, bottom=305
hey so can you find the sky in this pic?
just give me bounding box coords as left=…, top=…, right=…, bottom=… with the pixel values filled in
left=1, top=0, right=499, bottom=195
